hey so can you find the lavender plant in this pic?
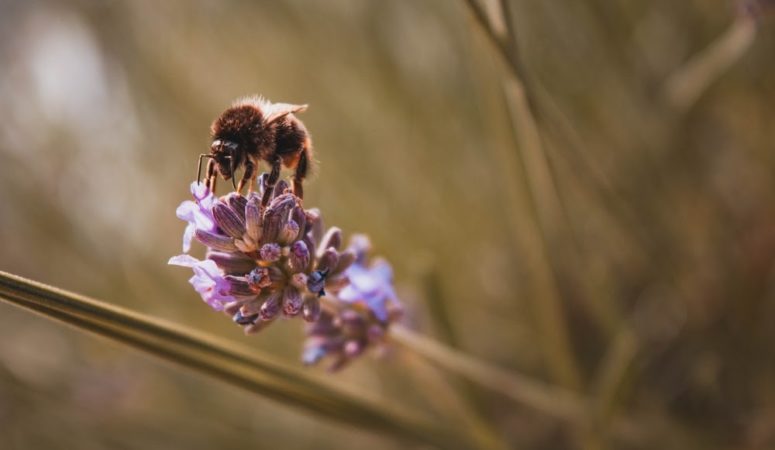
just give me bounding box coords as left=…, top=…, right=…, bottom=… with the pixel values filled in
left=170, top=174, right=402, bottom=369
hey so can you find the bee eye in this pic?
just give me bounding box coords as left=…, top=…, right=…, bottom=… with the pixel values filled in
left=211, top=139, right=238, bottom=153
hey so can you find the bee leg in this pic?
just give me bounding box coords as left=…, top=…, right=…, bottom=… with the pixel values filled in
left=261, top=157, right=282, bottom=207
left=237, top=159, right=255, bottom=194
left=292, top=149, right=308, bottom=200
left=196, top=154, right=212, bottom=186
left=205, top=158, right=217, bottom=193
left=229, top=155, right=238, bottom=191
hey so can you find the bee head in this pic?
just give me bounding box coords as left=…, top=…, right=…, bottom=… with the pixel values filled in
left=210, top=139, right=242, bottom=180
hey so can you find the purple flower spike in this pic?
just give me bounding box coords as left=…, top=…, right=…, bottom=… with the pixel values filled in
left=176, top=182, right=217, bottom=252
left=171, top=169, right=403, bottom=370
left=169, top=254, right=235, bottom=311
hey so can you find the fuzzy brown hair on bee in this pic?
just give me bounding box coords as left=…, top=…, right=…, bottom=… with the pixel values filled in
left=198, top=96, right=312, bottom=206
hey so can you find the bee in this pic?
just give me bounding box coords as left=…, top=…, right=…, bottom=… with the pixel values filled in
left=198, top=96, right=312, bottom=206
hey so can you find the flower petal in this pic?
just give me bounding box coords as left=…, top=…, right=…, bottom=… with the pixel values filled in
left=181, top=224, right=192, bottom=252
left=168, top=254, right=200, bottom=267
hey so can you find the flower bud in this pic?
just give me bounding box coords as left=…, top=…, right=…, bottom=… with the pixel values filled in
left=195, top=229, right=238, bottom=252
left=260, top=217, right=281, bottom=245
left=316, top=248, right=339, bottom=274
left=226, top=193, right=247, bottom=221
left=259, top=243, right=281, bottom=263
left=259, top=292, right=282, bottom=321
left=318, top=227, right=342, bottom=255
left=225, top=275, right=255, bottom=298
left=245, top=194, right=262, bottom=242
left=207, top=251, right=256, bottom=275
left=213, top=202, right=246, bottom=239
left=288, top=240, right=310, bottom=273
left=283, top=286, right=303, bottom=317
left=291, top=206, right=306, bottom=239
left=260, top=194, right=294, bottom=244
left=278, top=220, right=300, bottom=245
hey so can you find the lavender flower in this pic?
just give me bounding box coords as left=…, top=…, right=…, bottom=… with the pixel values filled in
left=176, top=181, right=217, bottom=252
left=339, top=237, right=401, bottom=323
left=303, top=235, right=403, bottom=371
left=171, top=172, right=404, bottom=370
left=168, top=254, right=235, bottom=310
left=170, top=175, right=355, bottom=333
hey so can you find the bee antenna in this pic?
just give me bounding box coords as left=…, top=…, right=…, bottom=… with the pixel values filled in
left=196, top=154, right=213, bottom=185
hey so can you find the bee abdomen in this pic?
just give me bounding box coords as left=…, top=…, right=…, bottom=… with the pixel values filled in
left=274, top=116, right=309, bottom=159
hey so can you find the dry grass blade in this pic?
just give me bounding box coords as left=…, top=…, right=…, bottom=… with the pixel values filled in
left=0, top=270, right=464, bottom=449
left=463, top=0, right=581, bottom=389
left=664, top=16, right=757, bottom=111
left=390, top=324, right=586, bottom=424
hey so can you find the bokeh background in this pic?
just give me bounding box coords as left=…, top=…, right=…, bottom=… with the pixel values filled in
left=1, top=0, right=774, bottom=448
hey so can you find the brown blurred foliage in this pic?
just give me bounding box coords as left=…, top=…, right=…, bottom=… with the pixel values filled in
left=1, top=0, right=774, bottom=448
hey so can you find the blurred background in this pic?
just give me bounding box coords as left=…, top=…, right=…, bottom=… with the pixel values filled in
left=1, top=0, right=774, bottom=448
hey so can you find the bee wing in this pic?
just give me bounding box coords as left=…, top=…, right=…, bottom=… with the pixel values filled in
left=264, top=103, right=308, bottom=124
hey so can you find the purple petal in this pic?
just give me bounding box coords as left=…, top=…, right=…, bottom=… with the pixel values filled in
left=338, top=260, right=399, bottom=323
left=369, top=259, right=393, bottom=282
left=191, top=181, right=210, bottom=201
left=182, top=223, right=195, bottom=253
left=176, top=183, right=218, bottom=253
left=168, top=254, right=200, bottom=267
left=170, top=255, right=236, bottom=311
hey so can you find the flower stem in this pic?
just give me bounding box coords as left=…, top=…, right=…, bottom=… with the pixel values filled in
left=0, top=270, right=465, bottom=448
left=390, top=324, right=586, bottom=424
